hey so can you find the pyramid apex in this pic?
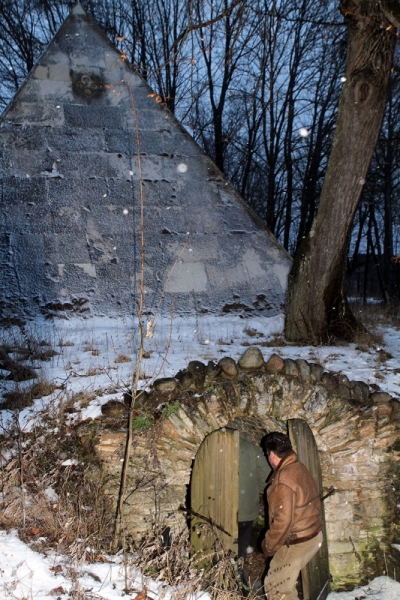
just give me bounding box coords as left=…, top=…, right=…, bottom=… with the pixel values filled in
left=72, top=2, right=86, bottom=16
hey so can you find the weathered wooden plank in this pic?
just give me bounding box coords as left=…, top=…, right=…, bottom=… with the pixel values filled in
left=191, top=428, right=239, bottom=566
left=288, top=419, right=331, bottom=600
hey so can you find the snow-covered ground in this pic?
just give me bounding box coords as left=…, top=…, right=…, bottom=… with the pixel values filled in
left=1, top=527, right=400, bottom=599
left=1, top=312, right=399, bottom=599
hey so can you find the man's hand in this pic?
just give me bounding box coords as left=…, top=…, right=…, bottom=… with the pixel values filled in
left=261, top=538, right=274, bottom=557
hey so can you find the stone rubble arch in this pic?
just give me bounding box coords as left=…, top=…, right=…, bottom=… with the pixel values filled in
left=92, top=353, right=400, bottom=590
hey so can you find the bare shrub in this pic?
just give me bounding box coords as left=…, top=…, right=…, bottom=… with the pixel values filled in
left=0, top=412, right=115, bottom=560
left=1, top=379, right=58, bottom=410
left=130, top=524, right=262, bottom=600
left=0, top=346, right=37, bottom=381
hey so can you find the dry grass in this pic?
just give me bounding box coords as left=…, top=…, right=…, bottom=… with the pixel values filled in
left=83, top=367, right=103, bottom=377
left=350, top=299, right=400, bottom=329
left=0, top=347, right=38, bottom=381
left=0, top=333, right=59, bottom=362
left=217, top=339, right=233, bottom=345
left=68, top=391, right=99, bottom=409
left=114, top=354, right=131, bottom=363
left=1, top=379, right=58, bottom=410
left=131, top=529, right=262, bottom=600
left=243, top=327, right=263, bottom=338
left=0, top=413, right=115, bottom=560
left=23, top=345, right=59, bottom=361
left=241, top=334, right=286, bottom=348
left=0, top=348, right=272, bottom=600
left=345, top=301, right=393, bottom=351
left=83, top=343, right=99, bottom=353
left=0, top=326, right=119, bottom=556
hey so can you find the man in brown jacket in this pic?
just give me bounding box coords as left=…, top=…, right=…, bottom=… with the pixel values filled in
left=261, top=432, right=323, bottom=600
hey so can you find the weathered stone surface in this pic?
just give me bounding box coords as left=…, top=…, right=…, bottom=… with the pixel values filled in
left=303, top=387, right=329, bottom=417
left=390, top=399, right=400, bottom=421
left=337, top=374, right=350, bottom=388
left=65, top=340, right=400, bottom=588
left=264, top=353, right=284, bottom=374
left=238, top=346, right=264, bottom=370
left=309, top=363, right=324, bottom=383
left=321, top=372, right=338, bottom=392
left=153, top=377, right=178, bottom=392
left=187, top=361, right=206, bottom=390
left=295, top=359, right=311, bottom=382
left=376, top=402, right=392, bottom=418
left=350, top=381, right=370, bottom=403
left=338, top=384, right=351, bottom=401
left=175, top=370, right=194, bottom=389
left=124, top=389, right=149, bottom=408
left=101, top=400, right=126, bottom=417
left=206, top=361, right=220, bottom=382
left=283, top=358, right=300, bottom=378
left=86, top=364, right=400, bottom=592
left=369, top=391, right=392, bottom=405
left=218, top=357, right=238, bottom=378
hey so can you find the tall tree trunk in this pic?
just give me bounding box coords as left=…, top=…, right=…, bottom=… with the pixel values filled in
left=285, top=0, right=396, bottom=343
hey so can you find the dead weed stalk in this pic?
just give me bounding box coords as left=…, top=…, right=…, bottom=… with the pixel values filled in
left=130, top=528, right=260, bottom=600
left=0, top=412, right=114, bottom=560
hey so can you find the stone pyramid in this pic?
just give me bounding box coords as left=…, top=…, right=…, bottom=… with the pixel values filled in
left=0, top=3, right=291, bottom=323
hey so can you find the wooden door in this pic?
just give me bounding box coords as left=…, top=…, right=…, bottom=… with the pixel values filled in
left=190, top=428, right=239, bottom=566
left=288, top=419, right=331, bottom=600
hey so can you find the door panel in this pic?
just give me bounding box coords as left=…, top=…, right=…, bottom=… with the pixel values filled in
left=288, top=419, right=331, bottom=600
left=191, top=428, right=239, bottom=566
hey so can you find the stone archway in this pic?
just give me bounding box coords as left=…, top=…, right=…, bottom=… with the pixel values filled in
left=91, top=363, right=400, bottom=590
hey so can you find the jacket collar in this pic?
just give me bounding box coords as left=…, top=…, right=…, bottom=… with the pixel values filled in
left=270, top=450, right=297, bottom=482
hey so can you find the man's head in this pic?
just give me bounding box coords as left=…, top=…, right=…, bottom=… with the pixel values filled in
left=261, top=432, right=292, bottom=469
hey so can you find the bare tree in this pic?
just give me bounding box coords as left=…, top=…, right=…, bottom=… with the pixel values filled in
left=232, top=0, right=343, bottom=250
left=348, top=63, right=400, bottom=302
left=285, top=0, right=398, bottom=343
left=0, top=0, right=65, bottom=110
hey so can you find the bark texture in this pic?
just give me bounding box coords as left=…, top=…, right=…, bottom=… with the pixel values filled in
left=285, top=0, right=397, bottom=343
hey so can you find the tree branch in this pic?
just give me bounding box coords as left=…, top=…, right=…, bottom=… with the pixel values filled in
left=172, top=0, right=246, bottom=49
left=379, top=0, right=400, bottom=28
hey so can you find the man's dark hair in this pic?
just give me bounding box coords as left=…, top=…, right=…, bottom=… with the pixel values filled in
left=262, top=432, right=292, bottom=458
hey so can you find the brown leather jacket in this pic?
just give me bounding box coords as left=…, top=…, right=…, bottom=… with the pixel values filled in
left=264, top=450, right=322, bottom=555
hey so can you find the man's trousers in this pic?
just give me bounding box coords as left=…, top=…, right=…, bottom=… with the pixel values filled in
left=263, top=531, right=323, bottom=600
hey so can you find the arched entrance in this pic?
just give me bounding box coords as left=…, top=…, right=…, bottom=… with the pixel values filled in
left=190, top=418, right=330, bottom=600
